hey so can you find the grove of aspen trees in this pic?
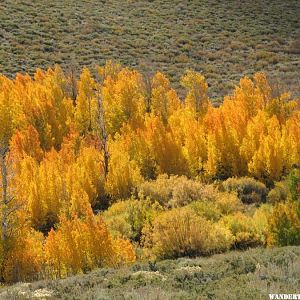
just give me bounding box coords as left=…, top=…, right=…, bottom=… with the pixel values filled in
left=0, top=61, right=299, bottom=283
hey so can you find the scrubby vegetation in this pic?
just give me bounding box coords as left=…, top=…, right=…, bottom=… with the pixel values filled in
left=0, top=62, right=299, bottom=288
left=1, top=246, right=299, bottom=299
left=222, top=177, right=268, bottom=204
left=0, top=0, right=299, bottom=100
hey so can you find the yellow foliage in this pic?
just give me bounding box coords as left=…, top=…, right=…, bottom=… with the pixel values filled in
left=252, top=204, right=273, bottom=237
left=3, top=228, right=44, bottom=283
left=17, top=66, right=73, bottom=151
left=44, top=211, right=135, bottom=278
left=0, top=67, right=298, bottom=185
left=0, top=75, right=24, bottom=149
left=265, top=92, right=297, bottom=125
left=143, top=115, right=189, bottom=176
left=138, top=174, right=218, bottom=208
left=102, top=68, right=145, bottom=135
left=188, top=201, right=222, bottom=222
left=10, top=125, right=44, bottom=163
left=241, top=114, right=285, bottom=181
left=181, top=70, right=210, bottom=118
left=205, top=133, right=221, bottom=177
left=215, top=192, right=243, bottom=215
left=15, top=145, right=105, bottom=230
left=282, top=111, right=300, bottom=169
left=151, top=72, right=181, bottom=121
left=267, top=202, right=300, bottom=246
left=102, top=198, right=162, bottom=240
left=220, top=212, right=264, bottom=249
left=105, top=135, right=142, bottom=200
left=143, top=207, right=233, bottom=259
left=74, top=68, right=97, bottom=134
left=97, top=60, right=122, bottom=82
left=1, top=64, right=300, bottom=283
left=182, top=118, right=207, bottom=176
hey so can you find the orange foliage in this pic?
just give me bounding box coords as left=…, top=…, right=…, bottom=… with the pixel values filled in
left=44, top=211, right=135, bottom=279
left=0, top=64, right=299, bottom=283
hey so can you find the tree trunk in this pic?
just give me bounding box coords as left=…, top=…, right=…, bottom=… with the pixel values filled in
left=96, top=89, right=109, bottom=177
left=0, top=152, right=8, bottom=244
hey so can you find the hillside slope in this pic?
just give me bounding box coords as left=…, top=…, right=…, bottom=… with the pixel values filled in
left=1, top=246, right=299, bottom=299
left=0, top=0, right=299, bottom=100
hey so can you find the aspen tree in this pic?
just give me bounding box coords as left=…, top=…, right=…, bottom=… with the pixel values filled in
left=181, top=70, right=209, bottom=118
left=74, top=68, right=97, bottom=134
left=150, top=72, right=180, bottom=122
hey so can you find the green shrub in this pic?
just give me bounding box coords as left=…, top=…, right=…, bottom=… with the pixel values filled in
left=102, top=199, right=163, bottom=241
left=252, top=204, right=273, bottom=241
left=138, top=174, right=218, bottom=208
left=187, top=192, right=243, bottom=221
left=188, top=201, right=222, bottom=222
left=142, top=207, right=234, bottom=259
left=288, top=168, right=300, bottom=200
left=222, top=177, right=267, bottom=204
left=268, top=201, right=300, bottom=246
left=220, top=212, right=264, bottom=249
left=267, top=182, right=288, bottom=204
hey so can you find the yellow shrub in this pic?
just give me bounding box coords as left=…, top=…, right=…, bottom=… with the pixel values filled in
left=215, top=192, right=243, bottom=215
left=114, top=238, right=137, bottom=265
left=142, top=207, right=233, bottom=259
left=252, top=204, right=273, bottom=238
left=102, top=201, right=133, bottom=239
left=138, top=174, right=218, bottom=208
left=220, top=212, right=264, bottom=249
left=208, top=224, right=235, bottom=253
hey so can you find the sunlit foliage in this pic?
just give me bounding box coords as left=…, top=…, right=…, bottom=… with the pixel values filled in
left=0, top=64, right=299, bottom=283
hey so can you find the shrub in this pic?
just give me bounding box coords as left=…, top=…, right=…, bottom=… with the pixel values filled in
left=222, top=177, right=267, bottom=204
left=287, top=168, right=300, bottom=201
left=188, top=201, right=222, bottom=222
left=142, top=207, right=233, bottom=259
left=188, top=192, right=243, bottom=221
left=220, top=212, right=264, bottom=249
left=267, top=202, right=300, bottom=246
left=252, top=204, right=273, bottom=239
left=215, top=192, right=243, bottom=215
left=138, top=174, right=218, bottom=208
left=267, top=181, right=288, bottom=204
left=287, top=36, right=300, bottom=54
left=102, top=198, right=163, bottom=241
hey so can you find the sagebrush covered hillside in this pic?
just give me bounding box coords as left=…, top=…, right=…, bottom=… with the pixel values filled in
left=1, top=246, right=299, bottom=299
left=0, top=0, right=299, bottom=100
